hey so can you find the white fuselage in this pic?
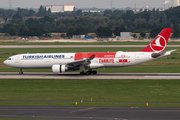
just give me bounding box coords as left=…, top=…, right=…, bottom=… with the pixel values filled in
left=4, top=51, right=163, bottom=69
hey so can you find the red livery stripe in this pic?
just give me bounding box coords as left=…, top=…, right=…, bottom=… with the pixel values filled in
left=74, top=52, right=116, bottom=61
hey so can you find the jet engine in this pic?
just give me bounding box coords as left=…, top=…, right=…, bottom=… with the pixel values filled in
left=52, top=65, right=67, bottom=73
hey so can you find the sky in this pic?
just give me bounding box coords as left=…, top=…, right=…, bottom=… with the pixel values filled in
left=0, top=0, right=174, bottom=9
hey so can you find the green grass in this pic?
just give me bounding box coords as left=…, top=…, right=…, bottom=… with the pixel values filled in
left=0, top=47, right=180, bottom=73
left=0, top=102, right=180, bottom=107
left=0, top=47, right=141, bottom=53
left=0, top=79, right=180, bottom=107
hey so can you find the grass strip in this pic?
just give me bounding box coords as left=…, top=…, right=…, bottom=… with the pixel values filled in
left=1, top=102, right=180, bottom=107
left=0, top=41, right=180, bottom=45
left=0, top=79, right=180, bottom=107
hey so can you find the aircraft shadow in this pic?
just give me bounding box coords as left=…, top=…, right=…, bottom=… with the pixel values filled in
left=1, top=73, right=180, bottom=77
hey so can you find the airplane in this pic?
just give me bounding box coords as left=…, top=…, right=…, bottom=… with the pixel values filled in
left=4, top=28, right=175, bottom=75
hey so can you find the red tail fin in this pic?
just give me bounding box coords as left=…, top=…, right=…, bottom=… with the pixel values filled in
left=140, top=28, right=172, bottom=52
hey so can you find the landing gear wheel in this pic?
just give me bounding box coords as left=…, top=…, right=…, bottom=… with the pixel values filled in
left=19, top=71, right=23, bottom=75
left=85, top=71, right=91, bottom=75
left=80, top=71, right=85, bottom=75
left=92, top=71, right=97, bottom=75
left=80, top=70, right=97, bottom=75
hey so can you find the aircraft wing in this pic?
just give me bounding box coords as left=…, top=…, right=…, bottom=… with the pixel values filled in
left=66, top=54, right=95, bottom=68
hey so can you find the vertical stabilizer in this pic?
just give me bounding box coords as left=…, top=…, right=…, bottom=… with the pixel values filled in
left=140, top=28, right=172, bottom=52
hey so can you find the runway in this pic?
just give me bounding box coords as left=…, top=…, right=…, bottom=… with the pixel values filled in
left=0, top=45, right=180, bottom=48
left=1, top=72, right=180, bottom=79
left=0, top=106, right=180, bottom=120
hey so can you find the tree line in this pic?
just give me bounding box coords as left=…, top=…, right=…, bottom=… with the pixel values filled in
left=1, top=6, right=180, bottom=38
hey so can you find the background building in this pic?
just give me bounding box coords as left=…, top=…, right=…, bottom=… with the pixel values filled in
left=46, top=5, right=75, bottom=13
left=174, top=0, right=180, bottom=7
left=0, top=18, right=5, bottom=24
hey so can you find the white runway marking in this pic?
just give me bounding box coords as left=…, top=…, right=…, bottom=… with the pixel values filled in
left=145, top=76, right=180, bottom=77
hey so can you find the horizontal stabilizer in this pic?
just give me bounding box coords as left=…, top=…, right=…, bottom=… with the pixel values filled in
left=166, top=49, right=177, bottom=53
left=151, top=49, right=176, bottom=58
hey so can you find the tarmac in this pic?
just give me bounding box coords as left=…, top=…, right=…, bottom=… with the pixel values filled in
left=1, top=72, right=180, bottom=79
left=0, top=106, right=180, bottom=120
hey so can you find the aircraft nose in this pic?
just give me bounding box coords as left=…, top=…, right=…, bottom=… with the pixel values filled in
left=3, top=60, right=8, bottom=65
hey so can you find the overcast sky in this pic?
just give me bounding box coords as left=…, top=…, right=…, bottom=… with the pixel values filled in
left=0, top=0, right=174, bottom=9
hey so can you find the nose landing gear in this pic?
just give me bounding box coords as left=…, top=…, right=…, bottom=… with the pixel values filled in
left=19, top=68, right=23, bottom=75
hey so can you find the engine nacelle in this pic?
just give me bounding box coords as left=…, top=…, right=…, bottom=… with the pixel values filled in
left=52, top=65, right=67, bottom=73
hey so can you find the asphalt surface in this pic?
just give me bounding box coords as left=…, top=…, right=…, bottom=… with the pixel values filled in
left=0, top=45, right=180, bottom=48
left=0, top=106, right=180, bottom=120
left=1, top=72, right=180, bottom=79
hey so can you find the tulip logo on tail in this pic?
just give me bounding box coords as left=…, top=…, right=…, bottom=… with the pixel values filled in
left=150, top=35, right=166, bottom=52
left=139, top=28, right=172, bottom=52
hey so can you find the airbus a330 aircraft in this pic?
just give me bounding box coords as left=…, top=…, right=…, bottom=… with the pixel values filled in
left=4, top=28, right=175, bottom=75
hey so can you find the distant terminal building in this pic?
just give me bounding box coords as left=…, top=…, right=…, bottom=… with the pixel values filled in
left=46, top=5, right=75, bottom=13
left=120, top=32, right=132, bottom=40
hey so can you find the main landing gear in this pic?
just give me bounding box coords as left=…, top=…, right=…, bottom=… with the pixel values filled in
left=80, top=70, right=97, bottom=75
left=19, top=68, right=23, bottom=75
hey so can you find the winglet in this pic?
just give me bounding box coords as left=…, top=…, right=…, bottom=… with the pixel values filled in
left=140, top=28, right=172, bottom=52
left=89, top=54, right=95, bottom=60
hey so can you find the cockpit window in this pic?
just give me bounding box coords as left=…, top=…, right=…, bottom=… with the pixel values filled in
left=8, top=58, right=11, bottom=60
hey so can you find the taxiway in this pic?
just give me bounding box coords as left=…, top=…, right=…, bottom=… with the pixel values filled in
left=0, top=106, right=180, bottom=120
left=0, top=72, right=180, bottom=79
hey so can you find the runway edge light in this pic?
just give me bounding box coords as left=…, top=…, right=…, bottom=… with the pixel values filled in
left=146, top=103, right=148, bottom=107
left=75, top=102, right=77, bottom=105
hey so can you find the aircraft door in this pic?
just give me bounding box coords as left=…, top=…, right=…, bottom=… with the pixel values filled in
left=135, top=53, right=140, bottom=60
left=15, top=56, right=20, bottom=63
